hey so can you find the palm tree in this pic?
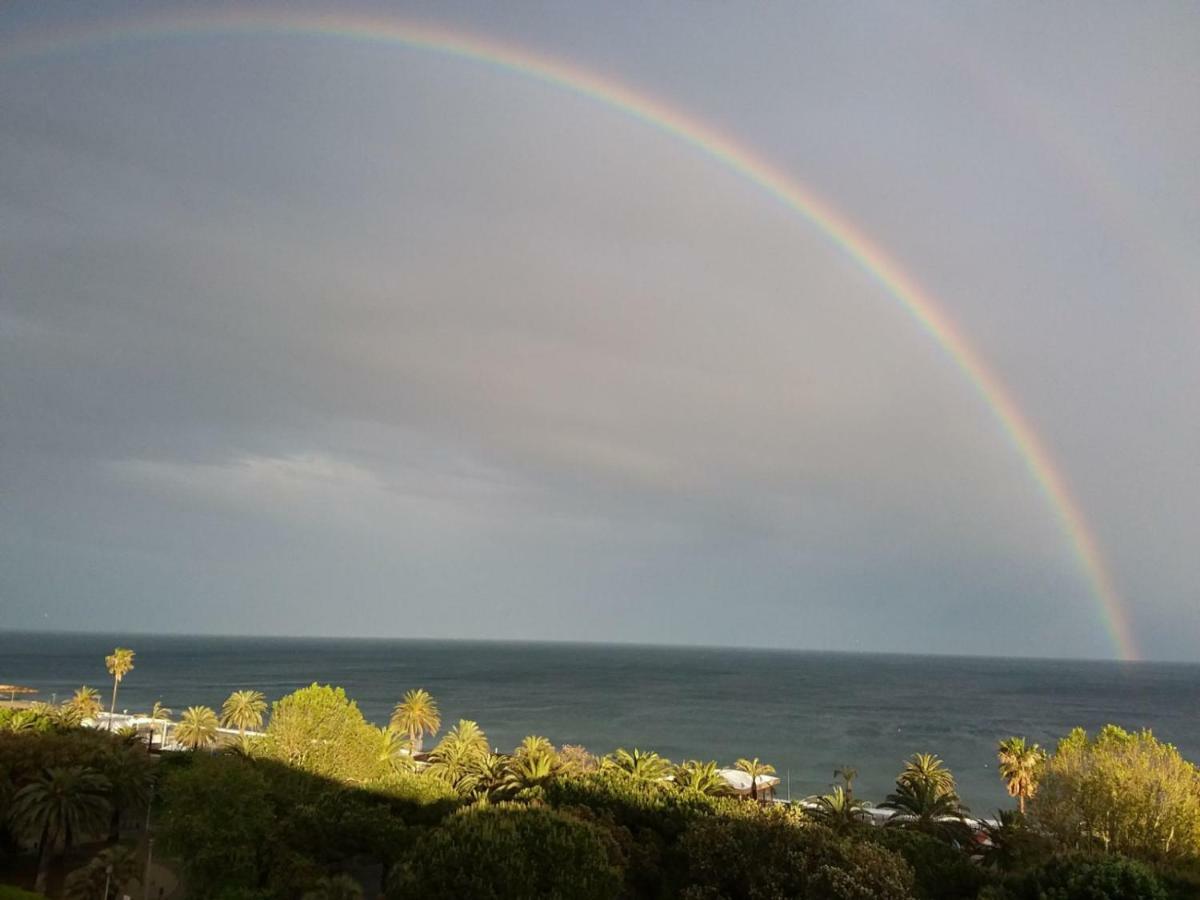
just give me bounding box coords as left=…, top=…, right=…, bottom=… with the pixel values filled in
left=426, top=720, right=490, bottom=792
left=674, top=760, right=728, bottom=796
left=807, top=786, right=871, bottom=834
left=996, top=737, right=1045, bottom=814
left=500, top=750, right=559, bottom=797
left=377, top=726, right=415, bottom=773
left=734, top=757, right=777, bottom=801
left=173, top=706, right=220, bottom=751
left=221, top=690, right=267, bottom=739
left=882, top=776, right=973, bottom=843
left=147, top=701, right=172, bottom=750
left=514, top=734, right=556, bottom=761
left=104, top=648, right=135, bottom=731
left=10, top=766, right=111, bottom=893
left=605, top=748, right=673, bottom=781
left=69, top=686, right=103, bottom=723
left=389, top=688, right=441, bottom=753
left=898, top=753, right=956, bottom=795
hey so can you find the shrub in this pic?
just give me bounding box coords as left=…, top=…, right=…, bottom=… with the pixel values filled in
left=1009, top=855, right=1168, bottom=900
left=159, top=754, right=276, bottom=897
left=866, top=828, right=987, bottom=900
left=388, top=805, right=623, bottom=900
left=677, top=814, right=915, bottom=899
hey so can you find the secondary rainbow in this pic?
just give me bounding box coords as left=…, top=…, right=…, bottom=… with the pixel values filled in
left=1, top=9, right=1139, bottom=660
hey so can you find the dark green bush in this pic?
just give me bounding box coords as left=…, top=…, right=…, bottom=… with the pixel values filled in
left=866, top=828, right=988, bottom=900
left=677, top=814, right=915, bottom=899
left=388, top=804, right=624, bottom=900
left=159, top=753, right=277, bottom=898
left=1010, top=855, right=1168, bottom=900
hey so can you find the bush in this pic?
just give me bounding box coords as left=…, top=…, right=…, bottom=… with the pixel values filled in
left=677, top=814, right=915, bottom=899
left=159, top=754, right=276, bottom=897
left=1009, top=855, right=1168, bottom=900
left=866, top=828, right=988, bottom=900
left=388, top=805, right=623, bottom=900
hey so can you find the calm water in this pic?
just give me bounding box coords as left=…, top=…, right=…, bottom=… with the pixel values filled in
left=4, top=632, right=1197, bottom=811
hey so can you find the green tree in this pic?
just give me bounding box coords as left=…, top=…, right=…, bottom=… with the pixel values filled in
left=1031, top=725, right=1200, bottom=861
left=674, top=760, right=728, bottom=796
left=9, top=766, right=111, bottom=893
left=997, top=736, right=1045, bottom=814
left=174, top=706, right=220, bottom=751
left=221, top=690, right=267, bottom=738
left=734, top=757, right=777, bottom=801
left=261, top=684, right=384, bottom=784
left=159, top=753, right=276, bottom=896
left=388, top=805, right=622, bottom=900
left=605, top=748, right=673, bottom=781
left=104, top=648, right=135, bottom=731
left=389, top=688, right=441, bottom=753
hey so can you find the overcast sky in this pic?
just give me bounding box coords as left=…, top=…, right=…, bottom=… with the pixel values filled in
left=2, top=1, right=1196, bottom=660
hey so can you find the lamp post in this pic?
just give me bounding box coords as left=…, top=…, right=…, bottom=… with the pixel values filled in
left=102, top=863, right=113, bottom=900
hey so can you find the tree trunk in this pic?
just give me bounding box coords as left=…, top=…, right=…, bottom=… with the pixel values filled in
left=109, top=677, right=120, bottom=731
left=1018, top=794, right=1025, bottom=815
left=749, top=772, right=757, bottom=802
left=33, top=826, right=51, bottom=895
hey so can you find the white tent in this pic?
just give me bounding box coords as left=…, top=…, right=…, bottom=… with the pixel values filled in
left=718, top=768, right=781, bottom=797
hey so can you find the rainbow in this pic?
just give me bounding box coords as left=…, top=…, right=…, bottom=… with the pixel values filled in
left=0, top=9, right=1138, bottom=659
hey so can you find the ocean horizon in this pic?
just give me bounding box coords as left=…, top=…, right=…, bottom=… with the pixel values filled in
left=6, top=630, right=1199, bottom=811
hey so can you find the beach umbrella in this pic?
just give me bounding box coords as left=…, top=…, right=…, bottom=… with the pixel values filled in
left=0, top=684, right=38, bottom=702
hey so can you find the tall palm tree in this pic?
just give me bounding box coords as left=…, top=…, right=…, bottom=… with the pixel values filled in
left=147, top=701, right=172, bottom=751
left=734, top=757, right=777, bottom=801
left=69, top=686, right=103, bottom=723
left=173, top=706, right=220, bottom=751
left=104, top=648, right=135, bottom=731
left=221, top=690, right=267, bottom=738
left=996, top=737, right=1045, bottom=814
left=389, top=689, right=441, bottom=753
left=674, top=760, right=728, bottom=796
left=10, top=766, right=111, bottom=894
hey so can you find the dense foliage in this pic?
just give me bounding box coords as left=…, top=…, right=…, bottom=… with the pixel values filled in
left=1031, top=726, right=1200, bottom=861
left=7, top=674, right=1200, bottom=900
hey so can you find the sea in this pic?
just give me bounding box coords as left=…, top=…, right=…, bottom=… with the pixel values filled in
left=4, top=631, right=1198, bottom=812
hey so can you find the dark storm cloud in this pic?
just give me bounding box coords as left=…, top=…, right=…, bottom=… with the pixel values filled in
left=2, top=1, right=1196, bottom=658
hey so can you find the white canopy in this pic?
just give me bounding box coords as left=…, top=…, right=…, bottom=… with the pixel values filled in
left=717, top=768, right=781, bottom=795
